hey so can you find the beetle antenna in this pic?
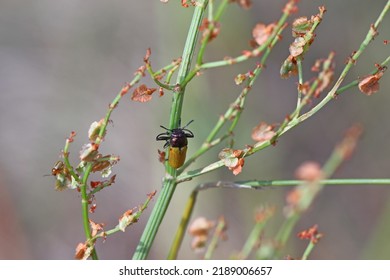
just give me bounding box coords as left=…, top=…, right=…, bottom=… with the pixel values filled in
left=160, top=125, right=171, bottom=131
left=182, top=120, right=194, bottom=129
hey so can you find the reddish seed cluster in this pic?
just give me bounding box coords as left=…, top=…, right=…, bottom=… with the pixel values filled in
left=181, top=0, right=196, bottom=8
left=120, top=83, right=132, bottom=97
left=280, top=6, right=326, bottom=79
left=67, top=131, right=76, bottom=143
left=131, top=84, right=157, bottom=103
left=335, top=124, right=363, bottom=161
left=254, top=206, right=275, bottom=223
left=297, top=224, right=323, bottom=244
left=199, top=18, right=221, bottom=43
left=219, top=148, right=245, bottom=175
left=251, top=122, right=276, bottom=144
left=75, top=242, right=89, bottom=260
left=74, top=220, right=105, bottom=259
left=252, top=23, right=276, bottom=46
left=227, top=0, right=252, bottom=9
left=283, top=0, right=299, bottom=15
left=294, top=161, right=323, bottom=182
left=358, top=65, right=386, bottom=96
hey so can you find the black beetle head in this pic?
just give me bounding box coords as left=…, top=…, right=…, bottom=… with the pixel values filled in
left=156, top=120, right=194, bottom=149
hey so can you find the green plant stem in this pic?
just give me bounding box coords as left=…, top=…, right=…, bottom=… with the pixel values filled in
left=169, top=1, right=208, bottom=129
left=196, top=0, right=229, bottom=66
left=204, top=216, right=226, bottom=259
left=132, top=0, right=208, bottom=260
left=239, top=217, right=271, bottom=259
left=168, top=191, right=198, bottom=259
left=146, top=63, right=175, bottom=90
left=79, top=163, right=98, bottom=260
left=62, top=138, right=81, bottom=184
left=296, top=58, right=303, bottom=115
left=199, top=178, right=390, bottom=189
left=301, top=239, right=318, bottom=260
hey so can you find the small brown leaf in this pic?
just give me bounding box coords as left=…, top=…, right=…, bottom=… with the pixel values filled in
left=157, top=149, right=166, bottom=164
left=88, top=119, right=104, bottom=142
left=90, top=220, right=105, bottom=237
left=144, top=48, right=151, bottom=63
left=232, top=0, right=252, bottom=9
left=218, top=148, right=245, bottom=175
left=188, top=217, right=215, bottom=236
left=251, top=122, right=276, bottom=143
left=289, top=37, right=306, bottom=57
left=252, top=23, right=276, bottom=46
left=294, top=161, right=323, bottom=181
left=230, top=158, right=245, bottom=176
left=79, top=143, right=99, bottom=162
left=358, top=71, right=384, bottom=96
left=131, top=84, right=157, bottom=102
left=75, top=243, right=87, bottom=260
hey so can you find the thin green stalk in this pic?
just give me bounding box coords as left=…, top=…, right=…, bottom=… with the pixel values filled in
left=62, top=138, right=81, bottom=184
left=200, top=178, right=390, bottom=189
left=168, top=191, right=198, bottom=259
left=204, top=217, right=226, bottom=259
left=132, top=0, right=208, bottom=260
left=301, top=239, right=318, bottom=260
left=273, top=214, right=300, bottom=257
left=146, top=64, right=174, bottom=90
left=239, top=212, right=272, bottom=259
left=169, top=0, right=209, bottom=129
left=296, top=58, right=303, bottom=115
left=79, top=163, right=98, bottom=260
left=196, top=0, right=229, bottom=66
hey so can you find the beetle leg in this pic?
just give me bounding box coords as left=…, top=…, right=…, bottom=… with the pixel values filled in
left=182, top=129, right=194, bottom=138
left=156, top=132, right=171, bottom=141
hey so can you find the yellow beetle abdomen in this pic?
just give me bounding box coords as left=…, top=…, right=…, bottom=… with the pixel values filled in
left=168, top=146, right=187, bottom=169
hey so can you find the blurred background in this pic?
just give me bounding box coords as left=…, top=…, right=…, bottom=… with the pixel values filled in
left=0, top=0, right=389, bottom=259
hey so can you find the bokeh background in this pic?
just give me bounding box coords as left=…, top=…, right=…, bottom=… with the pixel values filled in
left=1, top=0, right=389, bottom=259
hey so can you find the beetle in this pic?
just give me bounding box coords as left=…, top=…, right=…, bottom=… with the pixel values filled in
left=156, top=120, right=194, bottom=169
left=45, top=160, right=71, bottom=191
left=51, top=161, right=65, bottom=176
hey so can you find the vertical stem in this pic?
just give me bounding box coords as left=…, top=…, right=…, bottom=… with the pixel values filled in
left=168, top=191, right=198, bottom=259
left=296, top=58, right=303, bottom=115
left=80, top=164, right=98, bottom=260
left=132, top=0, right=208, bottom=260
left=169, top=0, right=208, bottom=129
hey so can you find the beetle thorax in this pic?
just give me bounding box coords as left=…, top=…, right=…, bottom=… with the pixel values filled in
left=170, top=129, right=188, bottom=148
